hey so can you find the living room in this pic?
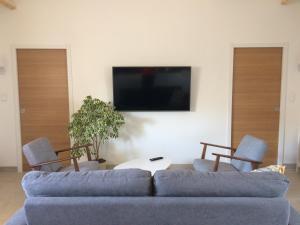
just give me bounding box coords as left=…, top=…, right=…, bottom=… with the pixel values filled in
left=0, top=0, right=300, bottom=224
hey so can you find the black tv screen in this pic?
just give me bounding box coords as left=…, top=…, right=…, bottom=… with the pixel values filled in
left=113, top=67, right=191, bottom=111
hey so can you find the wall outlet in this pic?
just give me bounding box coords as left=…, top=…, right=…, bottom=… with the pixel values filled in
left=289, top=91, right=296, bottom=103
left=0, top=93, right=8, bottom=102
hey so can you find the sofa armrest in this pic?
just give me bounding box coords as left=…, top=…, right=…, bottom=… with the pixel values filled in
left=4, top=208, right=27, bottom=225
left=289, top=206, right=300, bottom=225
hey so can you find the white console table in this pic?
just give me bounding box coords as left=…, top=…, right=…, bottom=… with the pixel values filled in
left=114, top=158, right=171, bottom=175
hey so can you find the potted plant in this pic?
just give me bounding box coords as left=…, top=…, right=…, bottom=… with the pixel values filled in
left=68, top=96, right=125, bottom=161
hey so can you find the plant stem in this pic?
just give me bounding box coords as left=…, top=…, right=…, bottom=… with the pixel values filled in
left=95, top=135, right=100, bottom=160
left=92, top=136, right=97, bottom=159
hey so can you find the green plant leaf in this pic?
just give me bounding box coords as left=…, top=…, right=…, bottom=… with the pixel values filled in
left=68, top=96, right=125, bottom=159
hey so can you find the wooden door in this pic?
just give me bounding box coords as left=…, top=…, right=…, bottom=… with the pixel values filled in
left=17, top=49, right=70, bottom=171
left=232, top=47, right=283, bottom=166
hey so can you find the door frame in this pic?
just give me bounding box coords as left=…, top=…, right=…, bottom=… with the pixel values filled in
left=11, top=45, right=74, bottom=172
left=227, top=43, right=289, bottom=165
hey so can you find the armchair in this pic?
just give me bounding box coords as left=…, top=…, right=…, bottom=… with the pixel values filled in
left=193, top=135, right=268, bottom=172
left=23, top=137, right=99, bottom=172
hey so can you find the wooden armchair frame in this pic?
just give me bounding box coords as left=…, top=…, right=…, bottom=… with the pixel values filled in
left=30, top=144, right=93, bottom=172
left=200, top=142, right=262, bottom=172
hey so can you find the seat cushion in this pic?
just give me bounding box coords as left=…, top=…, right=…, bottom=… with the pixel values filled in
left=23, top=138, right=62, bottom=172
left=60, top=161, right=100, bottom=172
left=231, top=135, right=267, bottom=172
left=193, top=159, right=237, bottom=172
left=22, top=169, right=152, bottom=197
left=153, top=170, right=289, bottom=197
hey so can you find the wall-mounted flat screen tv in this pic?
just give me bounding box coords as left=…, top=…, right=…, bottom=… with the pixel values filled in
left=113, top=67, right=191, bottom=111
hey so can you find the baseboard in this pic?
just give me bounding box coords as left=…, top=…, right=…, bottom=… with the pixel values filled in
left=0, top=167, right=18, bottom=172
left=284, top=164, right=296, bottom=169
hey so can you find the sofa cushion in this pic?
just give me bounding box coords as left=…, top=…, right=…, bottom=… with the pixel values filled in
left=22, top=169, right=152, bottom=197
left=154, top=170, right=289, bottom=197
left=193, top=159, right=237, bottom=172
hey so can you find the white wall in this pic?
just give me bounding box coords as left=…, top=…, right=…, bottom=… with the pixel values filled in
left=0, top=0, right=300, bottom=167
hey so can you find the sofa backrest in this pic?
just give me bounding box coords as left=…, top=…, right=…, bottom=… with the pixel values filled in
left=22, top=169, right=291, bottom=225
left=24, top=197, right=290, bottom=225
left=153, top=170, right=289, bottom=197
left=22, top=169, right=152, bottom=197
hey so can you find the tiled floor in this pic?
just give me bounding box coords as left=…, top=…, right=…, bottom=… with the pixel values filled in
left=0, top=168, right=299, bottom=224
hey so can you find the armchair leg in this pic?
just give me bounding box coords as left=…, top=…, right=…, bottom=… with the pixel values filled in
left=213, top=155, right=221, bottom=172
left=32, top=166, right=41, bottom=171
left=201, top=144, right=207, bottom=159
left=72, top=158, right=80, bottom=171
left=251, top=162, right=259, bottom=170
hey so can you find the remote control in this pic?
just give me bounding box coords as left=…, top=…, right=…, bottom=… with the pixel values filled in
left=150, top=157, right=163, bottom=161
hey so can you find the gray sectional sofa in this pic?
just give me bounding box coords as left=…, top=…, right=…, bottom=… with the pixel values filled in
left=5, top=169, right=300, bottom=225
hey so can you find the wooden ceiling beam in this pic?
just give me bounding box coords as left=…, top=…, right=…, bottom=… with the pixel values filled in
left=281, top=0, right=288, bottom=5
left=0, top=0, right=16, bottom=10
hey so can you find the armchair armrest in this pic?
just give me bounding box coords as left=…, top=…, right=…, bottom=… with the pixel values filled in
left=200, top=142, right=236, bottom=159
left=55, top=143, right=93, bottom=161
left=212, top=153, right=262, bottom=172
left=31, top=157, right=80, bottom=171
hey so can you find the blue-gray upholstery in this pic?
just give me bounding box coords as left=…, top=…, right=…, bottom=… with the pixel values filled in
left=193, top=159, right=237, bottom=172
left=59, top=161, right=99, bottom=172
left=5, top=169, right=299, bottom=225
left=22, top=169, right=152, bottom=197
left=231, top=135, right=268, bottom=172
left=154, top=170, right=289, bottom=197
left=6, top=204, right=300, bottom=225
left=193, top=135, right=268, bottom=172
left=289, top=206, right=300, bottom=225
left=23, top=137, right=99, bottom=172
left=4, top=208, right=27, bottom=225
left=24, top=197, right=289, bottom=225
left=23, top=138, right=62, bottom=172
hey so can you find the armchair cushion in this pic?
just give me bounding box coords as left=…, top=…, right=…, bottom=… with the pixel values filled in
left=60, top=161, right=99, bottom=172
left=193, top=159, right=237, bottom=172
left=231, top=135, right=267, bottom=172
left=23, top=138, right=62, bottom=172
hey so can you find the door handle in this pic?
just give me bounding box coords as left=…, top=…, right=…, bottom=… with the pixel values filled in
left=274, top=106, right=280, bottom=112
left=20, top=108, right=25, bottom=114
